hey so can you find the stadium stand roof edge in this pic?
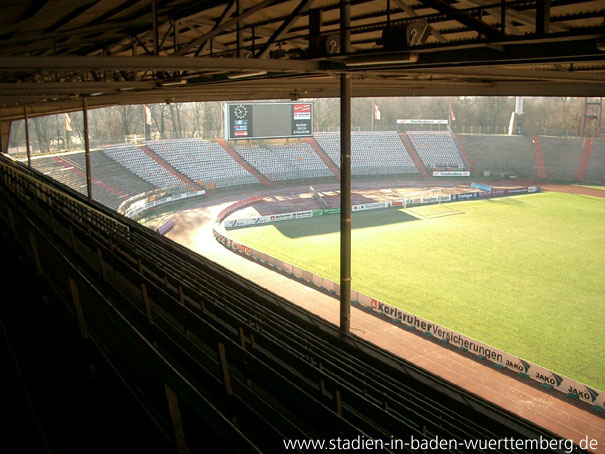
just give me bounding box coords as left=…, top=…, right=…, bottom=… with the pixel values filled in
left=0, top=0, right=604, bottom=121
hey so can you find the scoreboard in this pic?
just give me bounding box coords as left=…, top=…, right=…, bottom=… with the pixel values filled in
left=224, top=102, right=313, bottom=140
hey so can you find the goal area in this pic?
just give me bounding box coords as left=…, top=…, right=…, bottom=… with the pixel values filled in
left=398, top=188, right=442, bottom=208
left=398, top=188, right=463, bottom=218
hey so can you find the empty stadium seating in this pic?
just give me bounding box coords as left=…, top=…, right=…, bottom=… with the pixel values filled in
left=234, top=142, right=333, bottom=182
left=145, top=139, right=258, bottom=188
left=68, top=150, right=155, bottom=206
left=27, top=133, right=465, bottom=212
left=103, top=143, right=184, bottom=189
left=406, top=131, right=466, bottom=169
left=313, top=131, right=418, bottom=175
left=32, top=134, right=605, bottom=215
left=32, top=156, right=89, bottom=196
left=31, top=153, right=154, bottom=210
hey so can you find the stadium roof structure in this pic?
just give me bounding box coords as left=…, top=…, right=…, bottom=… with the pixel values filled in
left=0, top=0, right=604, bottom=121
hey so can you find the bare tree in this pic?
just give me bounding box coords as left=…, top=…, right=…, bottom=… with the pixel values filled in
left=32, top=116, right=50, bottom=153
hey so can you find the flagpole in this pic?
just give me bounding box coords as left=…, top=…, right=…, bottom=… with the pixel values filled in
left=65, top=114, right=69, bottom=150
left=143, top=104, right=152, bottom=140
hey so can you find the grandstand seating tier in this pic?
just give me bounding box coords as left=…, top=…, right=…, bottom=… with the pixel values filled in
left=31, top=135, right=605, bottom=213
left=313, top=131, right=419, bottom=175
left=406, top=131, right=466, bottom=169
left=32, top=152, right=155, bottom=210
left=103, top=143, right=184, bottom=189
left=234, top=142, right=333, bottom=182
left=145, top=139, right=258, bottom=188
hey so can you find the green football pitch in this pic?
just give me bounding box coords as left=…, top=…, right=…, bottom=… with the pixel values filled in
left=227, top=192, right=605, bottom=391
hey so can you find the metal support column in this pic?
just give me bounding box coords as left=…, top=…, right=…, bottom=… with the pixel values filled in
left=308, top=9, right=322, bottom=53
left=236, top=0, right=243, bottom=58
left=500, top=0, right=506, bottom=34
left=173, top=18, right=179, bottom=53
left=536, top=0, right=551, bottom=34
left=339, top=0, right=351, bottom=334
left=152, top=0, right=159, bottom=55
left=0, top=113, right=4, bottom=155
left=1, top=121, right=10, bottom=155
left=24, top=106, right=31, bottom=168
left=82, top=98, right=92, bottom=201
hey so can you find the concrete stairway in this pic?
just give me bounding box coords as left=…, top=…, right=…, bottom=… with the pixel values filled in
left=532, top=137, right=548, bottom=179
left=138, top=145, right=202, bottom=191
left=454, top=134, right=476, bottom=171
left=575, top=138, right=593, bottom=181
left=216, top=139, right=273, bottom=187
left=305, top=137, right=340, bottom=179
left=398, top=133, right=430, bottom=176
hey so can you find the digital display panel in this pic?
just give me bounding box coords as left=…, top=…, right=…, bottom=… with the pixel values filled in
left=225, top=102, right=313, bottom=140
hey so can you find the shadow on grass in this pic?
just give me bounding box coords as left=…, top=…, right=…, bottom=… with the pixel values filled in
left=485, top=196, right=529, bottom=206
left=230, top=208, right=421, bottom=238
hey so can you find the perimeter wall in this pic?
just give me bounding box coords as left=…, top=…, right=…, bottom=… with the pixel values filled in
left=458, top=135, right=605, bottom=183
